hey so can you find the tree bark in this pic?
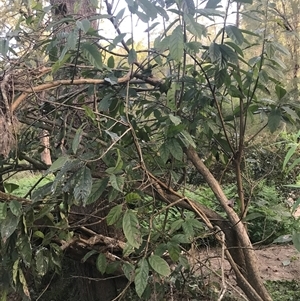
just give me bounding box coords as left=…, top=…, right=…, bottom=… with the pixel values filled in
left=185, top=146, right=272, bottom=301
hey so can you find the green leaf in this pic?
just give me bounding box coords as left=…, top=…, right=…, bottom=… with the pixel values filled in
left=182, top=219, right=195, bottom=239
left=182, top=0, right=195, bottom=15
left=19, top=268, right=30, bottom=298
left=145, top=22, right=160, bottom=32
left=0, top=202, right=7, bottom=220
left=185, top=14, right=206, bottom=39
left=219, top=44, right=238, bottom=63
left=123, top=262, right=135, bottom=281
left=125, top=192, right=141, bottom=203
left=185, top=41, right=202, bottom=53
left=83, top=105, right=96, bottom=122
left=107, top=55, right=115, bottom=68
left=82, top=250, right=97, bottom=263
left=9, top=200, right=22, bottom=217
left=168, top=139, right=183, bottom=161
left=283, top=144, right=298, bottom=170
left=81, top=42, right=102, bottom=69
left=268, top=108, right=281, bottom=133
left=72, top=126, right=83, bottom=154
left=67, top=29, right=78, bottom=49
left=106, top=204, right=123, bottom=225
left=114, top=7, right=125, bottom=25
left=128, top=48, right=137, bottom=64
left=86, top=178, right=109, bottom=205
left=134, top=259, right=149, bottom=298
left=205, top=0, right=221, bottom=8
left=292, top=231, right=300, bottom=252
left=96, top=253, right=107, bottom=274
left=178, top=130, right=196, bottom=148
left=47, top=156, right=70, bottom=173
left=167, top=242, right=180, bottom=262
left=73, top=166, right=93, bottom=205
left=215, top=68, right=230, bottom=88
left=169, top=114, right=181, bottom=125
left=76, top=19, right=91, bottom=33
left=138, top=0, right=157, bottom=20
left=209, top=42, right=221, bottom=63
left=159, top=143, right=170, bottom=163
left=122, top=209, right=142, bottom=249
left=33, top=231, right=44, bottom=239
left=0, top=38, right=9, bottom=56
left=18, top=235, right=32, bottom=267
left=275, top=85, right=287, bottom=100
left=110, top=33, right=127, bottom=49
left=225, top=25, right=244, bottom=45
left=244, top=212, right=264, bottom=221
left=1, top=211, right=19, bottom=242
left=4, top=182, right=19, bottom=193
left=110, top=174, right=124, bottom=192
left=36, top=248, right=49, bottom=276
left=169, top=25, right=184, bottom=62
left=148, top=255, right=171, bottom=277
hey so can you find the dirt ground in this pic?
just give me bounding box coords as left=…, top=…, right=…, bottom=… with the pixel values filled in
left=193, top=244, right=300, bottom=299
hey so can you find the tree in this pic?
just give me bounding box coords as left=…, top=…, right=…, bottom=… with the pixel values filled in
left=0, top=0, right=299, bottom=300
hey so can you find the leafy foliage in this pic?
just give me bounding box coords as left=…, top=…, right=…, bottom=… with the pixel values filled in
left=0, top=0, right=299, bottom=300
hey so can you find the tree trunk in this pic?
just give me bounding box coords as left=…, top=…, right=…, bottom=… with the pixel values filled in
left=185, top=146, right=272, bottom=301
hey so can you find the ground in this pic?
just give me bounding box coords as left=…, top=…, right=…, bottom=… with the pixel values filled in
left=193, top=244, right=300, bottom=300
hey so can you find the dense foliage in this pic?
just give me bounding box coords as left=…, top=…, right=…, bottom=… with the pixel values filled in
left=0, top=0, right=300, bottom=300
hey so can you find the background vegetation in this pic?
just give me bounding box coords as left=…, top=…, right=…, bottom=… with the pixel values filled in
left=0, top=0, right=300, bottom=300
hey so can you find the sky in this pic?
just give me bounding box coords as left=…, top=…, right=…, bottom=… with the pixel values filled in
left=101, top=0, right=238, bottom=44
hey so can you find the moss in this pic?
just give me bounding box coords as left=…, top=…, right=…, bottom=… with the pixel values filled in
left=265, top=280, right=300, bottom=301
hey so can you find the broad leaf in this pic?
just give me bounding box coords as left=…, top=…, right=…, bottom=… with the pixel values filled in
left=96, top=253, right=107, bottom=274
left=275, top=85, right=287, bottom=100
left=148, top=255, right=171, bottom=277
left=123, top=262, right=135, bottom=281
left=4, top=182, right=19, bottom=193
left=0, top=202, right=7, bottom=220
left=47, top=156, right=70, bottom=173
left=205, top=0, right=221, bottom=8
left=1, top=211, right=19, bottom=243
left=292, top=231, right=300, bottom=252
left=110, top=174, right=124, bottom=192
left=138, top=0, right=157, bottom=20
left=36, top=248, right=49, bottom=277
left=128, top=48, right=137, bottom=64
left=81, top=42, right=103, bottom=69
left=86, top=178, right=109, bottom=205
left=168, top=139, right=183, bottom=161
left=134, top=258, right=149, bottom=298
left=73, top=166, right=93, bottom=205
left=159, top=143, right=170, bottom=163
left=283, top=144, right=298, bottom=170
left=76, top=19, right=91, bottom=33
left=106, top=204, right=123, bottom=225
left=9, top=200, right=22, bottom=217
left=268, top=108, right=281, bottom=133
left=225, top=25, right=244, bottom=45
left=169, top=114, right=181, bottom=125
left=169, top=25, right=184, bottom=62
left=167, top=242, right=180, bottom=262
left=72, top=126, right=83, bottom=154
left=82, top=250, right=97, bottom=263
left=125, top=192, right=141, bottom=203
left=122, top=209, right=142, bottom=249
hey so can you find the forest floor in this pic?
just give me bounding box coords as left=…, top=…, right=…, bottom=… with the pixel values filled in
left=194, top=244, right=300, bottom=300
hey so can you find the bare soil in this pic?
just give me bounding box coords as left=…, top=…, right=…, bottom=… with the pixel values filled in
left=192, top=244, right=300, bottom=300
